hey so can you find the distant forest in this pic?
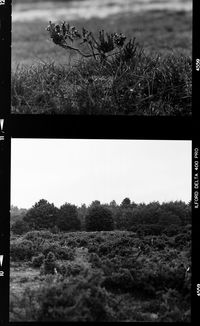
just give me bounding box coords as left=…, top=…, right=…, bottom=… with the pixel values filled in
left=11, top=199, right=191, bottom=236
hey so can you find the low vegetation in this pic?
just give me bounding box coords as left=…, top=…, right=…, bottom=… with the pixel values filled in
left=11, top=9, right=192, bottom=115
left=11, top=42, right=191, bottom=115
left=10, top=199, right=191, bottom=321
left=10, top=229, right=191, bottom=322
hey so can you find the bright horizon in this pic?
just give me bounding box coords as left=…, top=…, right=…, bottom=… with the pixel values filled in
left=11, top=139, right=192, bottom=209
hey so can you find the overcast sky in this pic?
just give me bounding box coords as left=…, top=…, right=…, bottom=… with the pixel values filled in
left=11, top=139, right=192, bottom=209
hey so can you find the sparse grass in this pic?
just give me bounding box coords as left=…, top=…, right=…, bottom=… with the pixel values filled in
left=12, top=51, right=192, bottom=115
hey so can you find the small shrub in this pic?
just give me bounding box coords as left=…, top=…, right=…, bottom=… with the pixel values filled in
left=56, top=262, right=68, bottom=276
left=153, top=237, right=166, bottom=250
left=20, top=276, right=29, bottom=283
left=50, top=225, right=60, bottom=234
left=42, top=252, right=57, bottom=275
left=32, top=253, right=45, bottom=268
left=163, top=225, right=181, bottom=237
left=65, top=262, right=87, bottom=277
left=98, top=243, right=110, bottom=256
left=174, top=233, right=190, bottom=246
left=158, top=289, right=190, bottom=322
left=79, top=238, right=88, bottom=247
left=36, top=270, right=116, bottom=321
left=23, top=230, right=53, bottom=241
left=11, top=220, right=29, bottom=235
left=10, top=239, right=34, bottom=261
left=47, top=22, right=130, bottom=62
left=41, top=242, right=75, bottom=260
left=102, top=268, right=134, bottom=293
left=10, top=286, right=40, bottom=321
left=89, top=253, right=102, bottom=268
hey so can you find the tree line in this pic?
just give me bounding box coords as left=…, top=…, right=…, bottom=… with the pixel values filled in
left=11, top=198, right=191, bottom=235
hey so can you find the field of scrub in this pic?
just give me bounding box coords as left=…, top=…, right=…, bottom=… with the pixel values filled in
left=10, top=229, right=191, bottom=322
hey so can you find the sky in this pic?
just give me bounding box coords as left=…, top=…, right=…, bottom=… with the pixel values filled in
left=11, top=139, right=192, bottom=209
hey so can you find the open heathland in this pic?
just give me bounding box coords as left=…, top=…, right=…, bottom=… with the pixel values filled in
left=10, top=229, right=191, bottom=322
left=10, top=199, right=191, bottom=322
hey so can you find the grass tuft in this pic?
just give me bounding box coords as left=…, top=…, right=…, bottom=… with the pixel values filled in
left=12, top=50, right=192, bottom=115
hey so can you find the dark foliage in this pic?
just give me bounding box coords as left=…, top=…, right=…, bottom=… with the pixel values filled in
left=42, top=252, right=57, bottom=275
left=32, top=253, right=45, bottom=268
left=10, top=239, right=35, bottom=261
left=23, top=199, right=59, bottom=230
left=12, top=53, right=191, bottom=115
left=121, top=197, right=131, bottom=208
left=11, top=220, right=29, bottom=235
left=10, top=228, right=191, bottom=322
left=133, top=224, right=163, bottom=236
left=36, top=270, right=117, bottom=322
left=41, top=242, right=75, bottom=260
left=56, top=203, right=81, bottom=231
left=85, top=206, right=114, bottom=231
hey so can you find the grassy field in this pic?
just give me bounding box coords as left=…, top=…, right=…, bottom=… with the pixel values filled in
left=11, top=4, right=192, bottom=115
left=10, top=229, right=191, bottom=322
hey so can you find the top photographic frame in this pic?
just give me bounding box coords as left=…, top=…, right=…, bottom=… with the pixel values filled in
left=9, top=0, right=192, bottom=116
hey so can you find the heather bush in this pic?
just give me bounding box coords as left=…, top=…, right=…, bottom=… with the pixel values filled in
left=64, top=262, right=87, bottom=277
left=78, top=238, right=88, bottom=247
left=151, top=236, right=166, bottom=250
left=46, top=22, right=135, bottom=63
left=32, top=253, right=45, bottom=268
left=163, top=225, right=181, bottom=236
left=41, top=252, right=57, bottom=275
left=41, top=242, right=75, bottom=260
left=48, top=261, right=85, bottom=278
left=158, top=288, right=190, bottom=322
left=98, top=243, right=111, bottom=256
left=102, top=268, right=135, bottom=293
left=10, top=286, right=40, bottom=321
left=56, top=262, right=68, bottom=276
left=89, top=253, right=102, bottom=268
left=23, top=230, right=54, bottom=241
left=10, top=239, right=35, bottom=261
left=36, top=270, right=117, bottom=321
left=174, top=233, right=190, bottom=247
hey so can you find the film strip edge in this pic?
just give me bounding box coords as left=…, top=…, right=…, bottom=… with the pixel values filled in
left=0, top=0, right=11, bottom=324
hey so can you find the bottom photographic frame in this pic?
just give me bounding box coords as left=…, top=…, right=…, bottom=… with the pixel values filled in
left=9, top=138, right=192, bottom=322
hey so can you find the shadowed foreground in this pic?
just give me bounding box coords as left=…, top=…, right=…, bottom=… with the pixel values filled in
left=12, top=51, right=191, bottom=115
